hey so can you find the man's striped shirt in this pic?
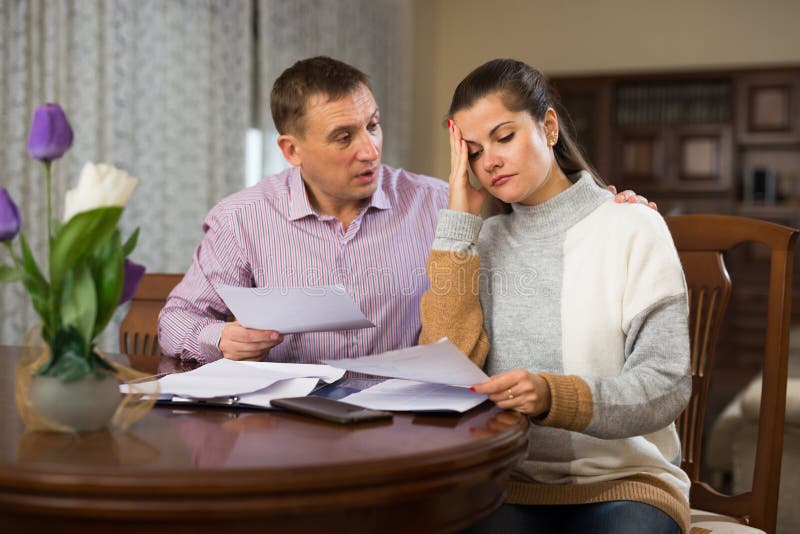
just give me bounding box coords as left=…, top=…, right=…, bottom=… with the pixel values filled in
left=158, top=164, right=448, bottom=363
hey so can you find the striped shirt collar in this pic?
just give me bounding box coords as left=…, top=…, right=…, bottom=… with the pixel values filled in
left=287, top=166, right=391, bottom=221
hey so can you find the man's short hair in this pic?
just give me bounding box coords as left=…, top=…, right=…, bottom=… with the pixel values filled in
left=270, top=56, right=371, bottom=136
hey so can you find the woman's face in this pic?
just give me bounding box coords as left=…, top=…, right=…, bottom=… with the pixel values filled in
left=453, top=92, right=565, bottom=206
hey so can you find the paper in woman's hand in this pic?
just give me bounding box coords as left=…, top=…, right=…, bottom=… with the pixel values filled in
left=324, top=338, right=489, bottom=387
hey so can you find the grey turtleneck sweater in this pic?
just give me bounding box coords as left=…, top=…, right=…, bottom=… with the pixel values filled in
left=419, top=172, right=693, bottom=533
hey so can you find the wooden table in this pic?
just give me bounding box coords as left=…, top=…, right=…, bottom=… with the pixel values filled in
left=0, top=346, right=528, bottom=533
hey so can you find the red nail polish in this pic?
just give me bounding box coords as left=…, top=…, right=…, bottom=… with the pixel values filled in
left=469, top=386, right=475, bottom=392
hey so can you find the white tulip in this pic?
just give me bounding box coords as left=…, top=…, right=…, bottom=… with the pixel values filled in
left=63, top=162, right=138, bottom=222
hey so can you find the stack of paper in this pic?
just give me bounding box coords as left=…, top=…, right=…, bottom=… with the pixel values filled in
left=122, top=339, right=490, bottom=413
left=339, top=379, right=487, bottom=413
left=121, top=359, right=345, bottom=408
left=324, top=338, right=490, bottom=413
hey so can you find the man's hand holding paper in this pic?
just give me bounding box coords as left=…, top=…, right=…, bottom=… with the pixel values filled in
left=219, top=321, right=284, bottom=361
left=215, top=284, right=374, bottom=361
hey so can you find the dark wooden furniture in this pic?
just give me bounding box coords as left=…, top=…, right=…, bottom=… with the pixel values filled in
left=554, top=67, right=800, bottom=204
left=554, top=65, right=800, bottom=450
left=666, top=214, right=799, bottom=534
left=119, top=273, right=182, bottom=374
left=0, top=346, right=528, bottom=533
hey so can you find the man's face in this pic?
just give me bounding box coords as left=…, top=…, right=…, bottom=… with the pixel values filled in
left=288, top=84, right=382, bottom=212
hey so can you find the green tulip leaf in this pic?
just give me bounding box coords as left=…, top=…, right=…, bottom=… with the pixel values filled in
left=59, top=261, right=97, bottom=353
left=37, top=326, right=91, bottom=381
left=50, top=207, right=122, bottom=289
left=18, top=234, right=51, bottom=324
left=0, top=264, right=23, bottom=282
left=89, top=350, right=117, bottom=375
left=25, top=285, right=52, bottom=330
left=43, top=351, right=93, bottom=381
left=121, top=227, right=140, bottom=256
left=91, top=230, right=124, bottom=337
left=19, top=233, right=48, bottom=290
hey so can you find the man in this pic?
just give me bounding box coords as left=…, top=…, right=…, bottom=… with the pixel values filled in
left=159, top=56, right=650, bottom=364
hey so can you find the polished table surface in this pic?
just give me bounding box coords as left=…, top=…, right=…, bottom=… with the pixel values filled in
left=0, top=346, right=528, bottom=533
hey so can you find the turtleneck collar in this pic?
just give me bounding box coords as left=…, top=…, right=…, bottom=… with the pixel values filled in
left=509, top=171, right=612, bottom=238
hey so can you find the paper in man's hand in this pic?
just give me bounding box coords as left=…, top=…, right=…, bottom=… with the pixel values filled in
left=216, top=284, right=374, bottom=334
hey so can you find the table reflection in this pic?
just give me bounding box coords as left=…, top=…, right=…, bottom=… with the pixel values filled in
left=167, top=409, right=281, bottom=468
left=17, top=429, right=160, bottom=467
left=469, top=410, right=527, bottom=439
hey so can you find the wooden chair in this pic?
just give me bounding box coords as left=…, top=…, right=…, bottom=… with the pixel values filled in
left=666, top=214, right=798, bottom=534
left=119, top=273, right=183, bottom=374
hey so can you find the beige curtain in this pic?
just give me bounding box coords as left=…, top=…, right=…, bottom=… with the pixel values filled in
left=257, top=0, right=414, bottom=172
left=0, top=0, right=252, bottom=349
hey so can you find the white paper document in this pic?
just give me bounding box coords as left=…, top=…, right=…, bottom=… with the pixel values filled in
left=237, top=377, right=320, bottom=408
left=239, top=361, right=345, bottom=384
left=216, top=284, right=374, bottom=334
left=129, top=358, right=345, bottom=399
left=324, top=338, right=490, bottom=387
left=121, top=376, right=321, bottom=408
left=340, top=379, right=487, bottom=413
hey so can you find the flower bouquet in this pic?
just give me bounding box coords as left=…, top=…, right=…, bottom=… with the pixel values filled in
left=0, top=103, right=151, bottom=432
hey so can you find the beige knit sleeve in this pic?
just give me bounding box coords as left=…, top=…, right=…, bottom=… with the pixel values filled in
left=419, top=249, right=490, bottom=368
left=534, top=372, right=594, bottom=431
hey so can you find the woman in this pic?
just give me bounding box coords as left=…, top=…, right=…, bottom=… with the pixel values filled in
left=420, top=59, right=691, bottom=534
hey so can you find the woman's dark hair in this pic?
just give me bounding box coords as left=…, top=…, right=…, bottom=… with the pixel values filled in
left=448, top=58, right=603, bottom=188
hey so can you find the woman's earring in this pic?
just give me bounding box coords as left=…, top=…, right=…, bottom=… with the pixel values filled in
left=549, top=133, right=558, bottom=146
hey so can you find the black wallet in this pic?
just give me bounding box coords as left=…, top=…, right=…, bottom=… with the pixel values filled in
left=271, top=396, right=393, bottom=424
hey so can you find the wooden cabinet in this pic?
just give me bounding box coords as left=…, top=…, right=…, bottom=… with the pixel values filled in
left=615, top=126, right=664, bottom=187
left=614, top=124, right=733, bottom=193
left=553, top=66, right=800, bottom=445
left=674, top=125, right=733, bottom=192
left=736, top=70, right=800, bottom=145
left=557, top=80, right=613, bottom=178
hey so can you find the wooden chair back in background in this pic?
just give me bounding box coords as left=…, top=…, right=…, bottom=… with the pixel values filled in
left=118, top=273, right=182, bottom=374
left=666, top=214, right=798, bottom=533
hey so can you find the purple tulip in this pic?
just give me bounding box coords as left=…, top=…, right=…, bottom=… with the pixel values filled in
left=0, top=188, right=22, bottom=241
left=120, top=259, right=146, bottom=304
left=27, top=103, right=74, bottom=162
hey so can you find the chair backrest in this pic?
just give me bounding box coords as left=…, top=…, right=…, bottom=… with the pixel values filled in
left=119, top=273, right=183, bottom=374
left=666, top=214, right=798, bottom=534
